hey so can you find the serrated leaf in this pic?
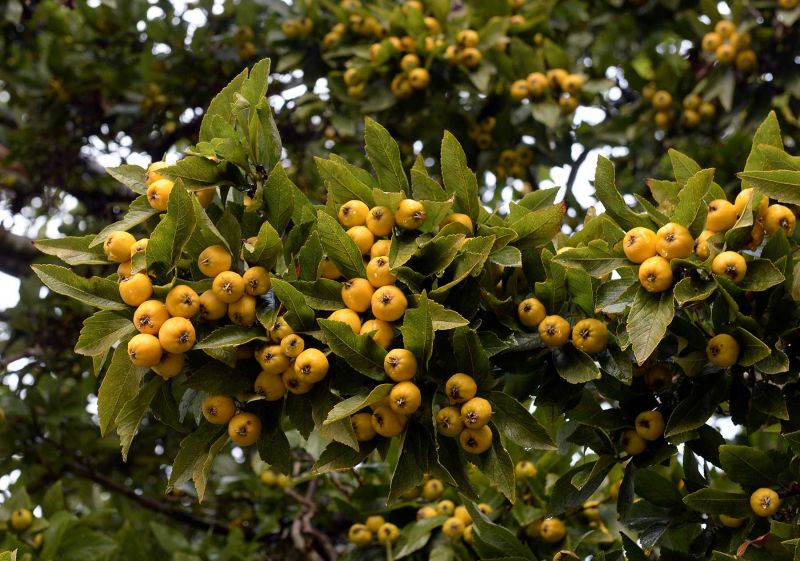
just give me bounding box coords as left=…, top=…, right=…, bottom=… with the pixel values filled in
left=465, top=502, right=535, bottom=561
left=194, top=326, right=268, bottom=349
left=593, top=156, right=652, bottom=230
left=554, top=242, right=629, bottom=277
left=90, top=196, right=159, bottom=247
left=32, top=264, right=126, bottom=310
left=271, top=278, right=317, bottom=332
left=489, top=392, right=556, bottom=450
left=401, top=292, right=435, bottom=370
left=553, top=344, right=601, bottom=383
left=665, top=378, right=726, bottom=438
left=199, top=68, right=248, bottom=142
left=106, top=164, right=148, bottom=195
left=738, top=259, right=785, bottom=292
left=318, top=319, right=387, bottom=380
left=627, top=286, right=674, bottom=365
left=312, top=440, right=379, bottom=474
left=167, top=422, right=226, bottom=491
left=671, top=168, right=714, bottom=236
left=289, top=278, right=344, bottom=310
left=316, top=210, right=367, bottom=279
left=441, top=131, right=480, bottom=221
left=683, top=488, right=751, bottom=517
left=75, top=310, right=136, bottom=356
left=316, top=157, right=375, bottom=206
left=365, top=117, right=408, bottom=193
left=243, top=219, right=282, bottom=271
left=323, top=384, right=393, bottom=425
left=146, top=182, right=198, bottom=279
left=116, top=376, right=165, bottom=461
left=97, top=342, right=146, bottom=436
left=733, top=327, right=772, bottom=367
left=719, top=445, right=779, bottom=488
left=34, top=235, right=108, bottom=265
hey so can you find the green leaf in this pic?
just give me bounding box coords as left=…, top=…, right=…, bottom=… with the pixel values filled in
left=489, top=392, right=556, bottom=450
left=106, top=164, right=148, bottom=195
left=683, top=488, right=751, bottom=517
left=464, top=502, right=535, bottom=561
left=97, top=342, right=146, bottom=436
left=255, top=163, right=295, bottom=233
left=400, top=291, right=435, bottom=370
left=311, top=388, right=358, bottom=450
left=161, top=156, right=223, bottom=188
left=313, top=441, right=381, bottom=476
left=634, top=469, right=684, bottom=508
left=427, top=299, right=469, bottom=330
left=289, top=279, right=344, bottom=310
left=452, top=326, right=490, bottom=382
left=736, top=170, right=800, bottom=204
left=146, top=183, right=198, bottom=278
left=553, top=344, right=601, bottom=383
left=738, top=259, right=785, bottom=292
left=56, top=526, right=119, bottom=561
left=554, top=241, right=629, bottom=277
left=90, top=196, right=159, bottom=248
left=671, top=168, right=714, bottom=236
left=271, top=278, right=317, bottom=332
left=323, top=384, right=393, bottom=425
left=473, top=424, right=516, bottom=502
left=194, top=326, right=268, bottom=349
left=593, top=156, right=652, bottom=230
left=627, top=287, right=674, bottom=365
left=239, top=57, right=270, bottom=106
left=32, top=264, right=127, bottom=310
left=243, top=220, right=282, bottom=272
left=167, top=422, right=227, bottom=494
left=752, top=382, right=789, bottom=419
left=200, top=67, right=248, bottom=142
left=548, top=455, right=617, bottom=515
left=34, top=235, right=108, bottom=265
left=315, top=157, right=375, bottom=206
left=75, top=310, right=136, bottom=357
left=664, top=378, right=725, bottom=438
left=441, top=131, right=480, bottom=221
left=668, top=149, right=702, bottom=186
left=364, top=117, right=408, bottom=193
left=507, top=203, right=563, bottom=248
left=318, top=319, right=387, bottom=380
left=394, top=516, right=447, bottom=559
left=719, top=445, right=779, bottom=488
left=410, top=234, right=466, bottom=276
left=743, top=112, right=784, bottom=182
left=673, top=277, right=716, bottom=306
left=316, top=210, right=367, bottom=279
left=183, top=361, right=252, bottom=395
left=389, top=427, right=431, bottom=503
left=116, top=376, right=165, bottom=461
left=734, top=327, right=772, bottom=367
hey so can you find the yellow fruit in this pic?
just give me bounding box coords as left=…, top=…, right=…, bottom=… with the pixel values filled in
left=715, top=43, right=736, bottom=64
left=329, top=308, right=362, bottom=334
left=198, top=245, right=232, bottom=277
left=366, top=206, right=395, bottom=236
left=547, top=68, right=568, bottom=90
left=377, top=522, right=400, bottom=544
left=269, top=318, right=294, bottom=342
left=280, top=333, right=305, bottom=358
left=445, top=373, right=477, bottom=404
left=152, top=352, right=185, bottom=379
left=563, top=74, right=584, bottom=95
left=750, top=488, right=780, bottom=517
left=478, top=503, right=493, bottom=515
left=212, top=271, right=245, bottom=303
left=436, top=406, right=464, bottom=437
left=453, top=505, right=472, bottom=525
left=525, top=519, right=543, bottom=538
left=719, top=514, right=746, bottom=528
left=366, top=256, right=396, bottom=288
left=461, top=397, right=492, bottom=429
left=127, top=333, right=163, bottom=366
left=195, top=187, right=215, bottom=208
left=442, top=516, right=465, bottom=538
left=389, top=381, right=421, bottom=414
left=654, top=110, right=672, bottom=129
left=133, top=300, right=170, bottom=334
left=635, top=411, right=665, bottom=441
left=734, top=188, right=768, bottom=219
left=260, top=470, right=277, bottom=485
left=400, top=53, right=420, bottom=73
left=119, top=273, right=153, bottom=306
left=702, top=32, right=721, bottom=52
left=395, top=199, right=426, bottom=230
left=361, top=319, right=394, bottom=348
left=706, top=199, right=738, bottom=232
left=744, top=223, right=765, bottom=250
left=228, top=412, right=262, bottom=446
left=228, top=294, right=256, bottom=326
left=130, top=238, right=148, bottom=259
left=441, top=213, right=474, bottom=233
left=202, top=395, right=236, bottom=424
left=319, top=256, right=343, bottom=280
left=158, top=317, right=196, bottom=353
left=656, top=222, right=694, bottom=260
left=623, top=227, right=658, bottom=263
left=370, top=239, right=392, bottom=258
left=294, top=348, right=329, bottom=384
left=778, top=0, right=799, bottom=7
left=348, top=523, right=372, bottom=546
left=457, top=29, right=479, bottom=47
left=652, top=90, right=673, bottom=110
left=117, top=260, right=132, bottom=280
left=694, top=229, right=715, bottom=260
left=338, top=200, right=369, bottom=227
left=342, top=278, right=375, bottom=312
left=526, top=72, right=549, bottom=97
left=540, top=518, right=566, bottom=543
left=166, top=285, right=200, bottom=318
left=706, top=334, right=739, bottom=367
left=638, top=255, right=673, bottom=292
left=763, top=204, right=796, bottom=237
left=459, top=425, right=493, bottom=454
left=712, top=251, right=747, bottom=284
left=147, top=178, right=174, bottom=211
left=198, top=289, right=227, bottom=321
left=10, top=508, right=33, bottom=532
left=282, top=366, right=314, bottom=395
left=384, top=348, right=417, bottom=381
left=515, top=460, right=537, bottom=478
left=517, top=297, right=546, bottom=328
left=351, top=412, right=377, bottom=441
left=699, top=102, right=716, bottom=120
left=254, top=371, right=287, bottom=401
left=408, top=68, right=430, bottom=90
left=715, top=19, right=735, bottom=38
left=243, top=266, right=271, bottom=296
left=538, top=315, right=571, bottom=347
left=683, top=109, right=701, bottom=128
left=620, top=429, right=647, bottom=455
left=437, top=500, right=455, bottom=515
left=347, top=225, right=375, bottom=255
left=572, top=318, right=608, bottom=353
left=510, top=80, right=529, bottom=101
left=423, top=478, right=444, bottom=500
left=417, top=506, right=438, bottom=520
left=146, top=161, right=169, bottom=185
left=371, top=285, right=408, bottom=321
left=370, top=404, right=408, bottom=437
left=104, top=231, right=136, bottom=263
left=735, top=49, right=757, bottom=72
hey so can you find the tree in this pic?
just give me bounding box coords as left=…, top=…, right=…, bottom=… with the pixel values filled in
left=1, top=1, right=797, bottom=557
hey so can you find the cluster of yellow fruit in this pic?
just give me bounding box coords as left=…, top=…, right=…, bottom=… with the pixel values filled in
left=700, top=20, right=756, bottom=73
left=623, top=222, right=693, bottom=292
left=509, top=68, right=584, bottom=113
left=516, top=296, right=609, bottom=354
left=417, top=497, right=494, bottom=543
left=466, top=116, right=496, bottom=150
left=524, top=516, right=567, bottom=544
left=679, top=94, right=717, bottom=129
left=140, top=82, right=168, bottom=113
left=619, top=410, right=665, bottom=456
left=643, top=88, right=713, bottom=130
left=235, top=26, right=257, bottom=60
left=390, top=54, right=431, bottom=99
left=259, top=468, right=292, bottom=488
left=435, top=373, right=494, bottom=454
left=281, top=18, right=314, bottom=39
left=443, top=28, right=483, bottom=69
left=495, top=145, right=534, bottom=181
left=347, top=515, right=400, bottom=546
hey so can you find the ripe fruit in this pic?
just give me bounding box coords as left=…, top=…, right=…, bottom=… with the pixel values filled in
left=716, top=43, right=736, bottom=64
left=510, top=80, right=529, bottom=101
left=146, top=161, right=168, bottom=185
left=712, top=251, right=747, bottom=283
left=461, top=397, right=492, bottom=428
left=441, top=213, right=474, bottom=233
left=408, top=68, right=430, bottom=90
left=371, top=404, right=408, bottom=437
left=635, top=411, right=665, bottom=441
left=202, top=395, right=236, bottom=424
left=198, top=245, right=232, bottom=277
left=389, top=381, right=421, bottom=414
left=371, top=285, right=408, bottom=321
left=319, top=256, right=342, bottom=279
left=694, top=229, right=715, bottom=260
left=282, top=367, right=314, bottom=395
left=395, top=199, right=426, bottom=230
left=539, top=315, right=571, bottom=347
left=347, top=226, right=375, bottom=254
left=118, top=261, right=132, bottom=280
left=436, top=406, right=464, bottom=437
left=620, top=429, right=647, bottom=455
left=366, top=256, right=396, bottom=287
left=517, top=297, right=546, bottom=328
left=750, top=488, right=780, bottom=517
left=158, top=317, right=196, bottom=353
left=213, top=271, right=245, bottom=303
left=463, top=524, right=474, bottom=544
left=254, top=371, right=286, bottom=401
left=366, top=206, right=395, bottom=236
left=348, top=523, right=372, bottom=546
left=351, top=412, right=377, bottom=441
left=377, top=523, right=400, bottom=544
left=228, top=295, right=256, bottom=326
left=459, top=425, right=493, bottom=454
left=338, top=200, right=369, bottom=227
left=445, top=373, right=477, bottom=404
left=195, top=187, right=215, bottom=208
left=638, top=255, right=673, bottom=292
left=423, top=478, right=444, bottom=500
left=361, top=319, right=394, bottom=348
left=457, top=29, right=479, bottom=47
left=460, top=47, right=482, bottom=67
left=147, top=178, right=174, bottom=211
left=707, top=334, right=739, bottom=367
left=342, top=278, right=374, bottom=312
left=706, top=199, right=738, bottom=232
left=400, top=53, right=420, bottom=72
left=734, top=188, right=768, bottom=219
left=133, top=300, right=170, bottom=334
left=656, top=222, right=694, bottom=260
left=572, top=318, right=608, bottom=353
left=442, top=516, right=465, bottom=538
left=294, top=348, right=329, bottom=383
left=119, top=273, right=153, bottom=306
left=563, top=74, right=584, bottom=95
left=547, top=68, right=568, bottom=89
left=280, top=333, right=305, bottom=358
left=228, top=412, right=261, bottom=446
left=527, top=72, right=549, bottom=97
left=515, top=460, right=537, bottom=478
left=130, top=238, right=148, bottom=258
left=763, top=204, right=795, bottom=236
left=127, top=333, right=162, bottom=366
left=370, top=239, right=392, bottom=258
left=454, top=505, right=472, bottom=525
left=243, top=266, right=271, bottom=296
left=540, top=518, right=566, bottom=543
left=735, top=50, right=757, bottom=72
left=152, top=351, right=184, bottom=378
left=702, top=32, right=721, bottom=52
left=104, top=231, right=136, bottom=263
left=329, top=308, right=362, bottom=334
left=198, top=289, right=227, bottom=320
left=652, top=90, right=673, bottom=110
left=10, top=508, right=32, bottom=532
left=623, top=227, right=657, bottom=263
left=582, top=501, right=601, bottom=522
left=269, top=318, right=294, bottom=342
left=715, top=20, right=735, bottom=38
left=165, top=285, right=200, bottom=318
left=384, top=348, right=417, bottom=381
left=719, top=515, right=746, bottom=528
